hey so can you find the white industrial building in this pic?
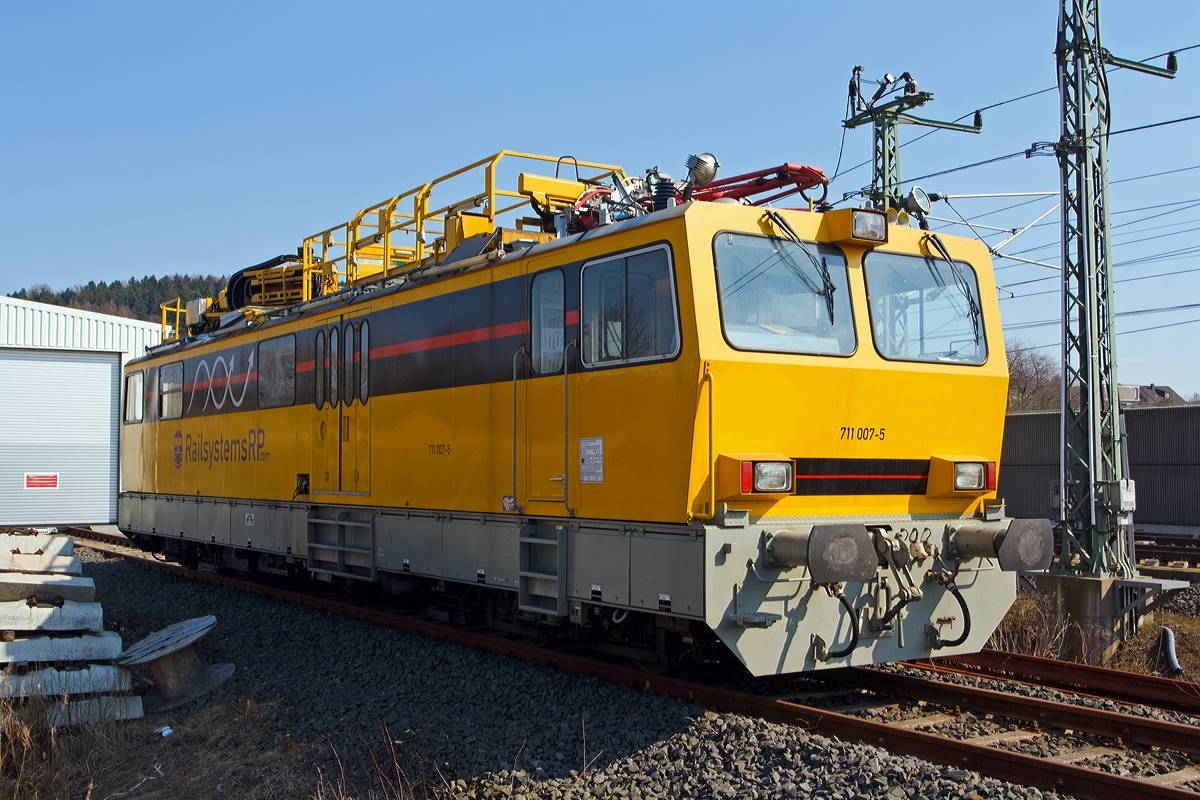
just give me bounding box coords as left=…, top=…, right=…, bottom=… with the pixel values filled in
left=0, top=296, right=161, bottom=526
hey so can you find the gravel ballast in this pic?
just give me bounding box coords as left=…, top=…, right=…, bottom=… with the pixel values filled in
left=81, top=549, right=1054, bottom=798
left=1164, top=582, right=1200, bottom=616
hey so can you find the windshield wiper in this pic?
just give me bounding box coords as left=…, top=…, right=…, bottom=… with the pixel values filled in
left=923, top=233, right=982, bottom=345
left=764, top=210, right=836, bottom=324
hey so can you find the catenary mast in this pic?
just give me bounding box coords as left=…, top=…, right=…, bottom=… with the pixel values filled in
left=1047, top=0, right=1176, bottom=576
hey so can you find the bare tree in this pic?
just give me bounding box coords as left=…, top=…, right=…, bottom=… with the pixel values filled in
left=1006, top=337, right=1061, bottom=411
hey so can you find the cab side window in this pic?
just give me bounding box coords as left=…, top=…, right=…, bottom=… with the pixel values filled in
left=159, top=362, right=183, bottom=420
left=531, top=270, right=565, bottom=374
left=258, top=334, right=296, bottom=409
left=123, top=371, right=144, bottom=423
left=581, top=246, right=678, bottom=366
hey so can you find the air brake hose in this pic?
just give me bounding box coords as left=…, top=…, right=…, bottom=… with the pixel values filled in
left=824, top=587, right=861, bottom=660
left=930, top=582, right=972, bottom=650
left=876, top=594, right=911, bottom=632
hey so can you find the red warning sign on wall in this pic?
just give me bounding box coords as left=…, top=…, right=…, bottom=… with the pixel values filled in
left=24, top=474, right=59, bottom=490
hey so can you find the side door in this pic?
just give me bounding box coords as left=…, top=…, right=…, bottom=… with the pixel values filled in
left=525, top=268, right=569, bottom=510
left=311, top=319, right=340, bottom=492
left=338, top=314, right=371, bottom=493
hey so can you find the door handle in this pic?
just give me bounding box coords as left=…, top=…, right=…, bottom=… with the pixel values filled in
left=320, top=420, right=326, bottom=440
left=342, top=416, right=350, bottom=442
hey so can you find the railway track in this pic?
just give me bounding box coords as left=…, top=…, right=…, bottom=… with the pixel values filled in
left=1133, top=527, right=1200, bottom=572
left=69, top=526, right=1200, bottom=800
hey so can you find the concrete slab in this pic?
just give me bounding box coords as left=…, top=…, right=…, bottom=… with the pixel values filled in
left=0, top=631, right=123, bottom=663
left=45, top=694, right=143, bottom=726
left=0, top=534, right=73, bottom=557
left=0, top=665, right=131, bottom=698
left=0, top=599, right=102, bottom=632
left=0, top=554, right=82, bottom=575
left=0, top=574, right=95, bottom=603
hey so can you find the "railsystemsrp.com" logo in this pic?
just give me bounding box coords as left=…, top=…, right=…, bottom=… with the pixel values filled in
left=173, top=429, right=269, bottom=470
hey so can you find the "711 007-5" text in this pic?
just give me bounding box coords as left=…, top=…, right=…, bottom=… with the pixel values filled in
left=840, top=427, right=885, bottom=441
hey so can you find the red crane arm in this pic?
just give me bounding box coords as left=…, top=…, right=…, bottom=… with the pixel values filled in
left=690, top=163, right=828, bottom=205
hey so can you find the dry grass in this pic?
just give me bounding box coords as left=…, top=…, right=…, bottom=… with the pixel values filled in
left=0, top=694, right=319, bottom=799
left=0, top=694, right=135, bottom=799
left=989, top=588, right=1200, bottom=680
left=311, top=724, right=435, bottom=800
left=1108, top=611, right=1200, bottom=678
left=986, top=590, right=1080, bottom=660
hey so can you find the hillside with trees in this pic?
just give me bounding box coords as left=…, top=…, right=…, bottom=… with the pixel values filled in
left=7, top=275, right=228, bottom=323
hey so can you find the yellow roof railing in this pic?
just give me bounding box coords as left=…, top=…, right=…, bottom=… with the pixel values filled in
left=160, top=297, right=185, bottom=342
left=301, top=151, right=627, bottom=295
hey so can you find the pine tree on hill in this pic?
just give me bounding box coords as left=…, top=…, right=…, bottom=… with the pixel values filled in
left=7, top=275, right=228, bottom=323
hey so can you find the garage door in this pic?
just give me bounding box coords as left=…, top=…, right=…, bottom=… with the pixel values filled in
left=0, top=349, right=119, bottom=525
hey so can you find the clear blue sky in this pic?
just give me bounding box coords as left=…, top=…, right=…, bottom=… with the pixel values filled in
left=2, top=2, right=1197, bottom=393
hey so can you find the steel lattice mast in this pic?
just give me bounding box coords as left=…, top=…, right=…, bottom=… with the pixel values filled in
left=844, top=69, right=981, bottom=212
left=1048, top=0, right=1175, bottom=577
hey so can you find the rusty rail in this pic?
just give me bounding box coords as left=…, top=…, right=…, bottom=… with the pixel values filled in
left=70, top=530, right=1199, bottom=800
left=848, top=667, right=1200, bottom=755
left=933, top=648, right=1200, bottom=716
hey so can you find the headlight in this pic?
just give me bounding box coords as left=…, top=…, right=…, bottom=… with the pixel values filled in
left=754, top=461, right=793, bottom=493
left=851, top=209, right=887, bottom=242
left=954, top=462, right=985, bottom=491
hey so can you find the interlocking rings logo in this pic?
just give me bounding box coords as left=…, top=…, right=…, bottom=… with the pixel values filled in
left=185, top=349, right=254, bottom=414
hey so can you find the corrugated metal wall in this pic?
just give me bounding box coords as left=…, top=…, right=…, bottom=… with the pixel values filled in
left=0, top=297, right=161, bottom=525
left=0, top=349, right=119, bottom=525
left=1126, top=406, right=1200, bottom=525
left=0, top=296, right=160, bottom=356
left=997, top=412, right=1059, bottom=521
left=999, top=406, right=1200, bottom=526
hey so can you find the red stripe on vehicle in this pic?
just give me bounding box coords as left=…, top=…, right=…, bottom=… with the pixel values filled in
left=795, top=474, right=927, bottom=480
left=565, top=309, right=579, bottom=326
left=371, top=320, right=530, bottom=359
left=296, top=360, right=315, bottom=373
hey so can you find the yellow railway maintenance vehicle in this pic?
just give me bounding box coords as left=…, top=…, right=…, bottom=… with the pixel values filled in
left=119, top=150, right=1051, bottom=676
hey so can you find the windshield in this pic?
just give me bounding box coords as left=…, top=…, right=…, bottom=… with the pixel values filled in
left=863, top=250, right=987, bottom=364
left=714, top=232, right=855, bottom=356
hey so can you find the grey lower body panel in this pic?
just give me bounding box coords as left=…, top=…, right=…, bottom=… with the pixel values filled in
left=118, top=494, right=706, bottom=620
left=120, top=494, right=1024, bottom=676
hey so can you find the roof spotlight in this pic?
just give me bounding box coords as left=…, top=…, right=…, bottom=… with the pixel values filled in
left=685, top=153, right=720, bottom=186
left=902, top=185, right=932, bottom=216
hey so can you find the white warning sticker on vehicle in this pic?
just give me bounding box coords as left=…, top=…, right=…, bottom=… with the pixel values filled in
left=579, top=437, right=604, bottom=483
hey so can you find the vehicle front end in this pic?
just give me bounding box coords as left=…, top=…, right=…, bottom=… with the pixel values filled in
left=683, top=202, right=1051, bottom=674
